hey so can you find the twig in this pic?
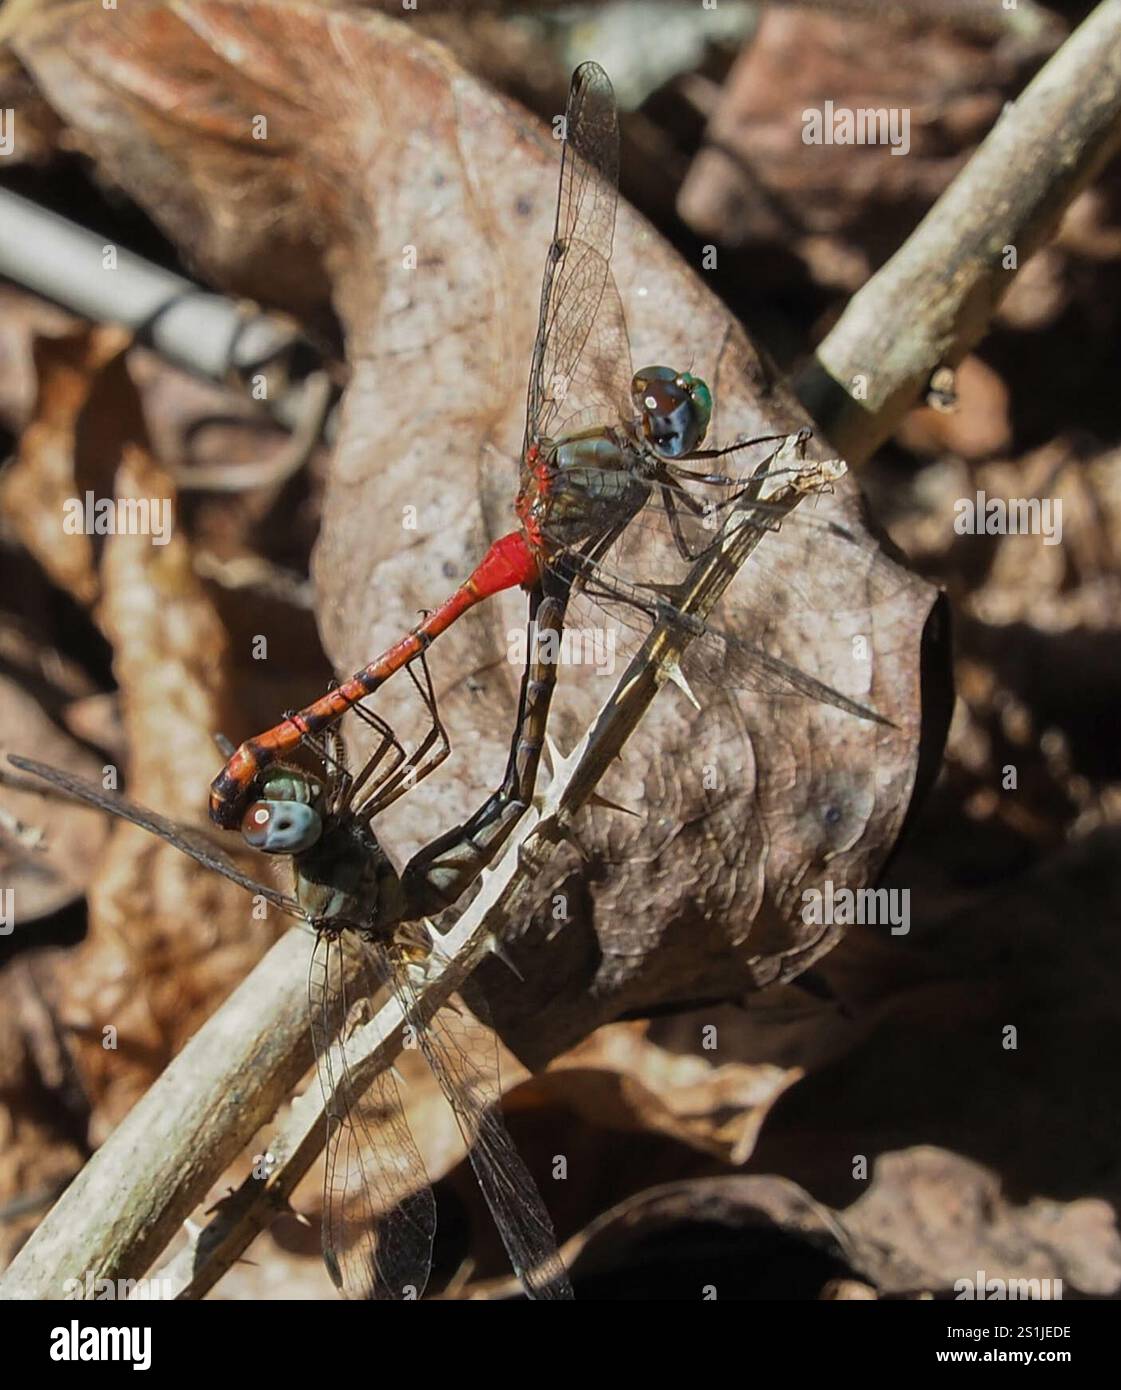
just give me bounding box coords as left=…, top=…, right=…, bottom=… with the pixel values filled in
left=0, top=188, right=326, bottom=436
left=797, top=0, right=1121, bottom=466
left=156, top=881, right=505, bottom=1299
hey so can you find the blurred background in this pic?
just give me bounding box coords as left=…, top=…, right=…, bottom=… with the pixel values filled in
left=1, top=0, right=1119, bottom=1298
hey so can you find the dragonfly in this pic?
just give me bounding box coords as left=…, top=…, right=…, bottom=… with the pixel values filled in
left=8, top=652, right=573, bottom=1301
left=209, top=61, right=895, bottom=866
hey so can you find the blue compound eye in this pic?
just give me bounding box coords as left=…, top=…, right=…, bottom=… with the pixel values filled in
left=632, top=366, right=712, bottom=458
left=241, top=799, right=322, bottom=854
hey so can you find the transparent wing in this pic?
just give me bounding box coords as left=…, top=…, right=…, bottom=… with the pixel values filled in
left=523, top=61, right=633, bottom=464
left=567, top=551, right=893, bottom=725
left=602, top=490, right=905, bottom=614
left=309, top=931, right=436, bottom=1301
left=6, top=754, right=301, bottom=915
left=691, top=623, right=891, bottom=724
left=393, top=960, right=572, bottom=1300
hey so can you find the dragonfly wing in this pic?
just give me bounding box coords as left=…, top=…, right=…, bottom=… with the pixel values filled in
left=524, top=62, right=632, bottom=461
left=690, top=628, right=892, bottom=725
left=6, top=754, right=301, bottom=915
left=397, top=968, right=572, bottom=1300
left=309, top=932, right=436, bottom=1300
left=563, top=567, right=890, bottom=725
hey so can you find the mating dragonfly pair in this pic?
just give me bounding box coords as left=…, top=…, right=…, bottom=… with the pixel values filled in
left=14, top=63, right=893, bottom=1301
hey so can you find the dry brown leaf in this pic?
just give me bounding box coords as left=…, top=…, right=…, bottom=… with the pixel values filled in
left=842, top=1148, right=1121, bottom=1298
left=743, top=827, right=1121, bottom=1297
left=2, top=324, right=280, bottom=1123
left=1, top=325, right=130, bottom=606
left=10, top=2, right=941, bottom=1067
left=0, top=679, right=107, bottom=922
left=0, top=284, right=77, bottom=433
left=896, top=353, right=1013, bottom=461
left=546, top=1020, right=800, bottom=1164
left=549, top=1173, right=859, bottom=1300
left=0, top=964, right=88, bottom=1269
left=676, top=8, right=1045, bottom=274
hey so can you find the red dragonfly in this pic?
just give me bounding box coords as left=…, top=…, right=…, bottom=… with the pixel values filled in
left=9, top=651, right=572, bottom=1300
left=210, top=61, right=891, bottom=836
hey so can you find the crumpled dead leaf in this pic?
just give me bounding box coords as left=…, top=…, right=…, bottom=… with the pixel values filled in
left=9, top=1, right=942, bottom=1070
left=677, top=7, right=1056, bottom=281
left=745, top=825, right=1121, bottom=1298
left=843, top=1148, right=1121, bottom=1298
left=1, top=324, right=280, bottom=1126
left=0, top=680, right=107, bottom=922
left=486, top=1173, right=860, bottom=1300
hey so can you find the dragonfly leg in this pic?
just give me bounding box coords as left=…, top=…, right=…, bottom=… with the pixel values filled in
left=657, top=479, right=713, bottom=563
left=320, top=728, right=356, bottom=811
left=656, top=440, right=807, bottom=562
left=398, top=582, right=570, bottom=919
left=288, top=713, right=361, bottom=811
left=360, top=653, right=451, bottom=819
left=678, top=425, right=810, bottom=472
left=655, top=473, right=755, bottom=565
left=337, top=704, right=408, bottom=816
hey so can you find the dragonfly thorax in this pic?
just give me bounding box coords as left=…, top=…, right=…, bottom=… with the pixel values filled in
left=526, top=429, right=649, bottom=551
left=631, top=365, right=712, bottom=459
left=293, top=817, right=406, bottom=931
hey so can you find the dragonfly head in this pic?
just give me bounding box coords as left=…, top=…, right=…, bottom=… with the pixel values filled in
left=240, top=769, right=324, bottom=854
left=632, top=366, right=712, bottom=459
